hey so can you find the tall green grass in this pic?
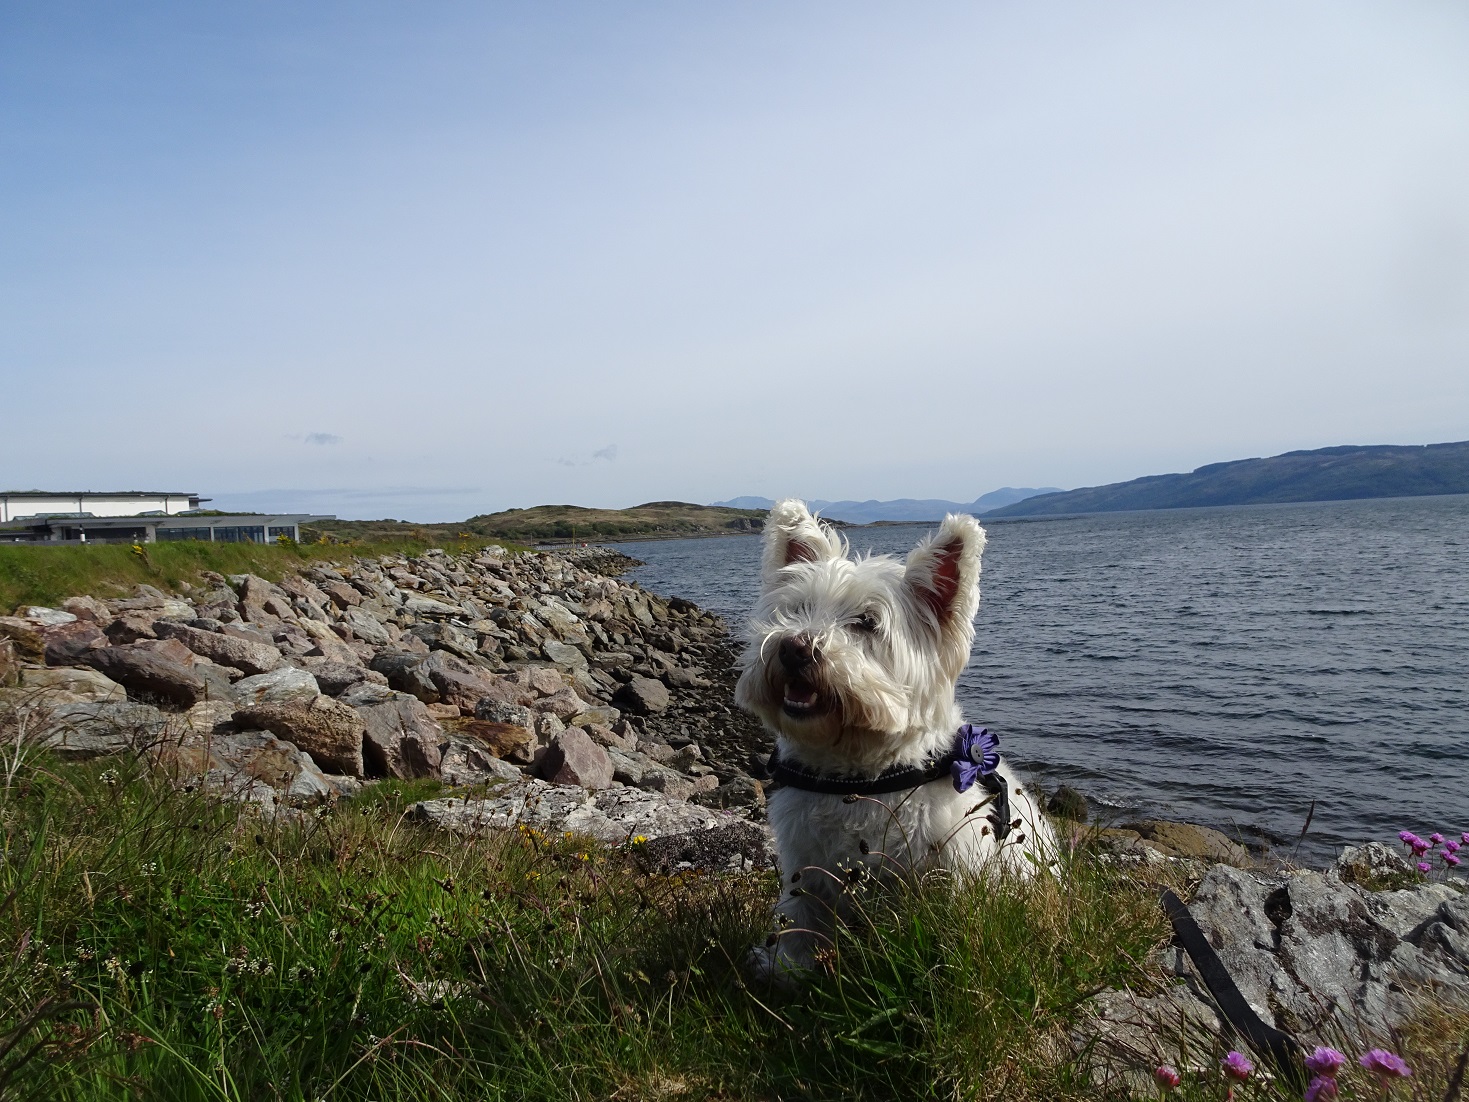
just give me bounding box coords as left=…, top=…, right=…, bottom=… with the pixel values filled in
left=4, top=748, right=1460, bottom=1100
left=0, top=537, right=521, bottom=613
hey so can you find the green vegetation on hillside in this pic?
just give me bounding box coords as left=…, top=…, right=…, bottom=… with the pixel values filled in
left=307, top=501, right=766, bottom=546
left=991, top=441, right=1469, bottom=518
left=0, top=750, right=1194, bottom=1102
left=0, top=535, right=522, bottom=613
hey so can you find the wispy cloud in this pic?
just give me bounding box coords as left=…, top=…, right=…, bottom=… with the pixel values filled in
left=304, top=432, right=342, bottom=446
left=593, top=444, right=618, bottom=461
left=558, top=444, right=619, bottom=467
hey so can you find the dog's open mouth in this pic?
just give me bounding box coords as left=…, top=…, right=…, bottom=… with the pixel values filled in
left=781, top=677, right=828, bottom=719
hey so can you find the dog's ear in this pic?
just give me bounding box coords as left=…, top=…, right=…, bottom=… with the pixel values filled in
left=904, top=514, right=985, bottom=669
left=760, top=499, right=842, bottom=585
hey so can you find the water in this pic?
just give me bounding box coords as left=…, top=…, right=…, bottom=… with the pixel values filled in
left=618, top=495, right=1469, bottom=864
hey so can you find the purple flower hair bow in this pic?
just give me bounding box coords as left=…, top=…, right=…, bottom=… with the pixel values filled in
left=951, top=724, right=999, bottom=792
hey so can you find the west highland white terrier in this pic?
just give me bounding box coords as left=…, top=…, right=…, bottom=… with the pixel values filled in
left=735, top=500, right=1055, bottom=976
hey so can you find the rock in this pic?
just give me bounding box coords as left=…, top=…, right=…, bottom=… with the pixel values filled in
left=0, top=639, right=17, bottom=686
left=41, top=620, right=109, bottom=666
left=407, top=622, right=480, bottom=661
left=455, top=719, right=541, bottom=766
left=322, top=581, right=362, bottom=609
left=1127, top=820, right=1250, bottom=865
left=60, top=596, right=111, bottom=623
left=165, top=726, right=333, bottom=804
left=613, top=675, right=670, bottom=715
left=17, top=606, right=76, bottom=627
left=581, top=722, right=635, bottom=753
left=473, top=700, right=535, bottom=727
left=342, top=607, right=391, bottom=646
left=104, top=611, right=160, bottom=644
left=86, top=640, right=208, bottom=707
left=371, top=650, right=438, bottom=700
left=38, top=700, right=168, bottom=759
left=537, top=727, right=612, bottom=790
left=232, top=666, right=321, bottom=706
left=411, top=780, right=747, bottom=849
left=663, top=666, right=711, bottom=690
left=419, top=650, right=515, bottom=712
left=534, top=686, right=590, bottom=721
left=297, top=659, right=386, bottom=696
left=1333, top=841, right=1419, bottom=892
left=17, top=665, right=126, bottom=703
left=437, top=735, right=523, bottom=786
left=542, top=640, right=589, bottom=670
left=1046, top=785, right=1088, bottom=823
left=403, top=595, right=464, bottom=619
left=351, top=690, right=444, bottom=779
left=153, top=622, right=283, bottom=676
left=235, top=696, right=367, bottom=777
left=299, top=620, right=363, bottom=665
left=694, top=774, right=767, bottom=811
left=0, top=617, right=46, bottom=662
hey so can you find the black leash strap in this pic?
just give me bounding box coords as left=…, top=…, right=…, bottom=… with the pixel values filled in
left=1160, top=890, right=1303, bottom=1087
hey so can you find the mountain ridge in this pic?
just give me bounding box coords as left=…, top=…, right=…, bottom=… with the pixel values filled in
left=988, top=441, right=1469, bottom=518
left=709, top=487, right=1061, bottom=524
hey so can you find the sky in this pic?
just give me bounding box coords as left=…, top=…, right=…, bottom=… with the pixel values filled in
left=3, top=2, right=1468, bottom=521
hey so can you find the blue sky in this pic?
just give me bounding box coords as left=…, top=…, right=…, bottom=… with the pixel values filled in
left=3, top=2, right=1468, bottom=520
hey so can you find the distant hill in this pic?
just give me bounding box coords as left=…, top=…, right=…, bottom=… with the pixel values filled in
left=308, top=502, right=766, bottom=545
left=709, top=487, right=1061, bottom=524
left=988, top=441, right=1469, bottom=518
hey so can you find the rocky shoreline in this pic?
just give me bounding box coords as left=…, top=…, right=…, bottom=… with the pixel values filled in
left=0, top=543, right=775, bottom=869
left=2, top=542, right=1465, bottom=1070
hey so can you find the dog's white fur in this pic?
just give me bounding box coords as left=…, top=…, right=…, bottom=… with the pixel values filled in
left=736, top=500, right=1055, bottom=975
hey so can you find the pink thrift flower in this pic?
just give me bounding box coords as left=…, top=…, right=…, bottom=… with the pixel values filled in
left=1431, top=833, right=1445, bottom=844
left=1359, top=1048, right=1412, bottom=1082
left=1305, top=1075, right=1339, bottom=1102
left=1153, top=1064, right=1180, bottom=1091
left=1446, top=853, right=1461, bottom=867
left=1411, top=838, right=1432, bottom=856
left=1305, top=1046, right=1346, bottom=1077
left=1221, top=1051, right=1253, bottom=1081
left=1462, top=831, right=1469, bottom=845
left=1447, top=840, right=1461, bottom=854
left=1418, top=861, right=1432, bottom=873
left=1399, top=830, right=1421, bottom=847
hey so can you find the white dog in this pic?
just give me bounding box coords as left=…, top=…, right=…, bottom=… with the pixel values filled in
left=735, top=500, right=1055, bottom=976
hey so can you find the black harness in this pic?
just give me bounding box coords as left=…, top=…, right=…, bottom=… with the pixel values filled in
left=766, top=744, right=1015, bottom=839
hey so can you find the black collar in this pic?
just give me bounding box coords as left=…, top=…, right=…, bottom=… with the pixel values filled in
left=765, top=735, right=1014, bottom=838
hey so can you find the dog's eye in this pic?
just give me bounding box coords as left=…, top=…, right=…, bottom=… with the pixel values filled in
left=850, top=613, right=879, bottom=635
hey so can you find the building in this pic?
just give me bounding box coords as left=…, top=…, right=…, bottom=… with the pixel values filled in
left=0, top=490, right=208, bottom=523
left=0, top=491, right=334, bottom=544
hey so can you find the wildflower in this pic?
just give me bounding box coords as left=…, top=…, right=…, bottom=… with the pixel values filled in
left=1221, top=1052, right=1253, bottom=1081
left=1359, top=1049, right=1411, bottom=1083
left=244, top=901, right=265, bottom=919
left=1305, top=1047, right=1346, bottom=1077
left=1430, top=833, right=1445, bottom=844
left=1446, top=853, right=1462, bottom=868
left=99, top=770, right=119, bottom=787
left=1446, top=839, right=1461, bottom=854
left=1398, top=830, right=1419, bottom=845
left=1411, top=837, right=1431, bottom=856
left=1462, top=832, right=1469, bottom=844
left=1305, top=1075, right=1339, bottom=1102
left=632, top=835, right=647, bottom=845
left=140, top=861, right=158, bottom=877
left=1417, top=862, right=1432, bottom=873
left=1153, top=1064, right=1181, bottom=1091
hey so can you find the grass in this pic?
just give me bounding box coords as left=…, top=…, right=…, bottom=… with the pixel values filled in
left=1, top=737, right=1463, bottom=1100
left=0, top=536, right=527, bottom=613
left=0, top=744, right=1194, bottom=1102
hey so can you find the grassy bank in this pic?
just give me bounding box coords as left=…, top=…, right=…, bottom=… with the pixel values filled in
left=0, top=749, right=1179, bottom=1102
left=0, top=537, right=524, bottom=613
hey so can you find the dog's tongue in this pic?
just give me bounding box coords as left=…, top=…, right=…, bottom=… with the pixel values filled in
left=785, top=683, right=818, bottom=705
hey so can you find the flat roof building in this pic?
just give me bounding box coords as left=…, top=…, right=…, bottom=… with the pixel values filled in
left=0, top=512, right=335, bottom=545
left=0, top=490, right=208, bottom=523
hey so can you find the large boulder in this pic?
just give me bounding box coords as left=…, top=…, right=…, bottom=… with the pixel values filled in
left=163, top=726, right=333, bottom=805
left=0, top=617, right=46, bottom=663
left=232, top=666, right=321, bottom=706
left=341, top=684, right=445, bottom=779
left=41, top=620, right=109, bottom=666
left=613, top=675, right=670, bottom=715
left=341, top=607, right=391, bottom=646
left=406, top=622, right=480, bottom=661
left=536, top=727, right=612, bottom=790
left=154, top=621, right=283, bottom=676
left=17, top=665, right=126, bottom=703
left=86, top=639, right=208, bottom=707
left=1127, top=820, right=1251, bottom=865
left=455, top=717, right=542, bottom=766
left=236, top=695, right=367, bottom=777
left=38, top=700, right=169, bottom=759
left=299, top=659, right=386, bottom=696
left=418, top=650, right=518, bottom=713
left=371, top=650, right=439, bottom=701
left=403, top=595, right=464, bottom=619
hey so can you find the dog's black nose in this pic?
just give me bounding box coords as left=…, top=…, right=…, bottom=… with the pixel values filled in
left=779, top=633, right=816, bottom=672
